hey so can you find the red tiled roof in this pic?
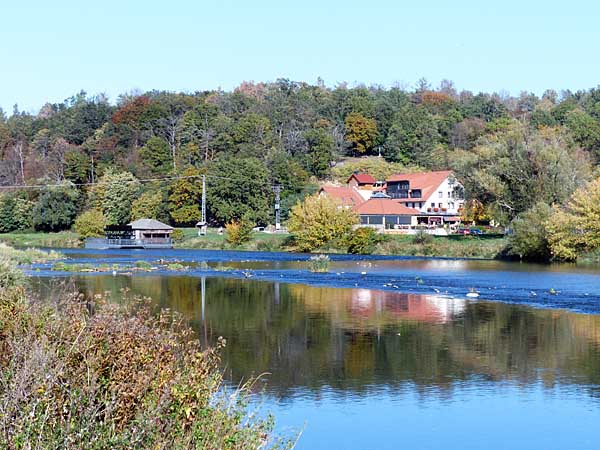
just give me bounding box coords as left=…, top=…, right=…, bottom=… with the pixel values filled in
left=354, top=198, right=420, bottom=216
left=348, top=173, right=376, bottom=184
left=386, top=170, right=453, bottom=202
left=319, top=186, right=365, bottom=207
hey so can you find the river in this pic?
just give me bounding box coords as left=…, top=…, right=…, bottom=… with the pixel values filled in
left=29, top=249, right=600, bottom=450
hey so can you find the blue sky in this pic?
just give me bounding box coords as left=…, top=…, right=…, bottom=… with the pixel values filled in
left=1, top=0, right=599, bottom=113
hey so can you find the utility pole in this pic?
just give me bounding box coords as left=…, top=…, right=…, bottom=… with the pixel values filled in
left=197, top=175, right=207, bottom=236
left=273, top=185, right=281, bottom=231
left=201, top=175, right=206, bottom=225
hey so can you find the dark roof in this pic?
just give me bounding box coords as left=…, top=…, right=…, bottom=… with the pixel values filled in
left=386, top=170, right=453, bottom=201
left=128, top=218, right=174, bottom=230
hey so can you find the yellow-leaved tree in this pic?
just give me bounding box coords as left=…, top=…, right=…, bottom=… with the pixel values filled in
left=287, top=194, right=358, bottom=252
left=547, top=177, right=600, bottom=261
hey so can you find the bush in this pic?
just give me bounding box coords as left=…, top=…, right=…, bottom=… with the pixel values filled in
left=32, top=184, right=80, bottom=232
left=412, top=227, right=433, bottom=245
left=75, top=208, right=108, bottom=238
left=309, top=254, right=330, bottom=272
left=347, top=227, right=383, bottom=254
left=171, top=229, right=185, bottom=242
left=0, top=195, right=34, bottom=232
left=225, top=217, right=254, bottom=246
left=0, top=258, right=24, bottom=289
left=507, top=202, right=552, bottom=261
left=287, top=194, right=358, bottom=252
left=0, top=288, right=293, bottom=449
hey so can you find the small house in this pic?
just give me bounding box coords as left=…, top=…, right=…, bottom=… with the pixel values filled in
left=91, top=218, right=174, bottom=249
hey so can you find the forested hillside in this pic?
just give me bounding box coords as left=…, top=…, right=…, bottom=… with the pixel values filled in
left=1, top=79, right=599, bottom=234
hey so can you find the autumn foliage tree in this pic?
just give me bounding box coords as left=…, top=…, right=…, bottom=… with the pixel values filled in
left=287, top=194, right=358, bottom=252
left=344, top=112, right=378, bottom=154
left=547, top=177, right=600, bottom=261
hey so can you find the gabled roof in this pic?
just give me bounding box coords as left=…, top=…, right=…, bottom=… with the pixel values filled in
left=348, top=173, right=376, bottom=184
left=319, top=185, right=365, bottom=207
left=386, top=170, right=453, bottom=201
left=354, top=199, right=420, bottom=216
left=128, top=218, right=174, bottom=230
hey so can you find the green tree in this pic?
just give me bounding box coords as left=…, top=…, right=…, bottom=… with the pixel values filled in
left=303, top=127, right=333, bottom=177
left=90, top=171, right=140, bottom=225
left=207, top=157, right=272, bottom=225
left=32, top=184, right=80, bottom=232
left=132, top=190, right=166, bottom=221
left=565, top=109, right=600, bottom=158
left=507, top=202, right=553, bottom=261
left=287, top=194, right=358, bottom=251
left=139, top=136, right=172, bottom=175
left=74, top=208, right=107, bottom=238
left=0, top=195, right=34, bottom=232
left=384, top=105, right=440, bottom=165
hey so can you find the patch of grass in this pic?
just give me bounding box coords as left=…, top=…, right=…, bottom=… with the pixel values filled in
left=0, top=243, right=63, bottom=265
left=135, top=260, right=153, bottom=270
left=0, top=231, right=82, bottom=248
left=51, top=262, right=96, bottom=272
left=176, top=228, right=290, bottom=252
left=166, top=263, right=187, bottom=271
left=375, top=235, right=507, bottom=259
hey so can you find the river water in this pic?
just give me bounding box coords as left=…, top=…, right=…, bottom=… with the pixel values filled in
left=29, top=249, right=600, bottom=450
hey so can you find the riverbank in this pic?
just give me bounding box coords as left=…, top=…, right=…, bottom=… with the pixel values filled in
left=1, top=228, right=508, bottom=259
left=0, top=250, right=293, bottom=449
left=0, top=231, right=81, bottom=248
left=177, top=228, right=507, bottom=259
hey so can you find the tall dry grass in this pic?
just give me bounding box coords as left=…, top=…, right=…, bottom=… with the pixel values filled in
left=0, top=278, right=294, bottom=449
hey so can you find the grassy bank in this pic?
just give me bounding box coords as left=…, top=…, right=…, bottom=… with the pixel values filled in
left=176, top=227, right=291, bottom=252
left=0, top=228, right=508, bottom=259
left=374, top=235, right=508, bottom=259
left=0, top=252, right=294, bottom=449
left=0, top=231, right=81, bottom=248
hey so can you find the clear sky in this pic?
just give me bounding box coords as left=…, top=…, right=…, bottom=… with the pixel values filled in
left=1, top=0, right=599, bottom=113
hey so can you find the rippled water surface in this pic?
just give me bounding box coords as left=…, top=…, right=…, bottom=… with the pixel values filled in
left=29, top=249, right=600, bottom=449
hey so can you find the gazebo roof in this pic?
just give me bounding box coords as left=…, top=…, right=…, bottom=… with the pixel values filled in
left=128, top=218, right=174, bottom=230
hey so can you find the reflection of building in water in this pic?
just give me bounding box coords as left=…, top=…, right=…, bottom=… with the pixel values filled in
left=350, top=289, right=465, bottom=324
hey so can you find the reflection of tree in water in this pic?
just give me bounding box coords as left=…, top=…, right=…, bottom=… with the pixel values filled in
left=54, top=275, right=600, bottom=400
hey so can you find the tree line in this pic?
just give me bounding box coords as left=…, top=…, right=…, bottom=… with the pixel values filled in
left=1, top=79, right=600, bottom=259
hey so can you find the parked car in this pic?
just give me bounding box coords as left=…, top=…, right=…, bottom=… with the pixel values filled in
left=252, top=226, right=266, bottom=232
left=469, top=228, right=484, bottom=235
left=457, top=228, right=471, bottom=235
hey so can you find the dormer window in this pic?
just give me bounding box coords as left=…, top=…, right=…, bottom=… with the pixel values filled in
left=410, top=189, right=421, bottom=198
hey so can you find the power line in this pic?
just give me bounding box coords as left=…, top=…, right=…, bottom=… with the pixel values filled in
left=0, top=172, right=296, bottom=191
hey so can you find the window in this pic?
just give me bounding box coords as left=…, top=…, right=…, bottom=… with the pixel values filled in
left=438, top=203, right=443, bottom=208
left=449, top=201, right=455, bottom=209
left=431, top=203, right=435, bottom=208
left=438, top=191, right=443, bottom=198
left=410, top=189, right=422, bottom=198
left=368, top=216, right=383, bottom=225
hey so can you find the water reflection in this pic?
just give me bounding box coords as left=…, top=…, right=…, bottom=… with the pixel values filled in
left=31, top=274, right=600, bottom=403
